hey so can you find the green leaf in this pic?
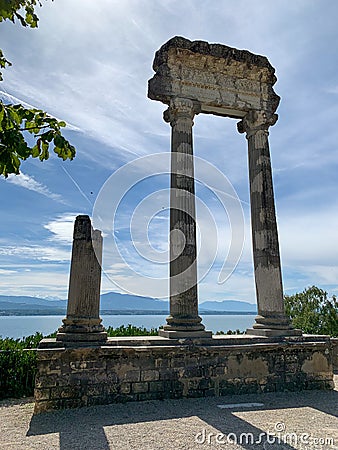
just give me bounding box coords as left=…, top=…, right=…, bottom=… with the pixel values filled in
left=0, top=105, right=4, bottom=131
left=23, top=110, right=34, bottom=121
left=53, top=134, right=64, bottom=148
left=41, top=129, right=55, bottom=142
left=31, top=144, right=40, bottom=158
left=39, top=141, right=49, bottom=161
left=24, top=120, right=40, bottom=134
left=11, top=153, right=20, bottom=172
left=8, top=107, right=22, bottom=126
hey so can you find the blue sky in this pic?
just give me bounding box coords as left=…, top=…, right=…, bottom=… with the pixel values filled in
left=0, top=0, right=338, bottom=304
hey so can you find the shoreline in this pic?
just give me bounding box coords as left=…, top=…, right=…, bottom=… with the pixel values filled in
left=0, top=310, right=256, bottom=317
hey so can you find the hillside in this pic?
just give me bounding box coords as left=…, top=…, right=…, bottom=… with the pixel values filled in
left=0, top=293, right=256, bottom=315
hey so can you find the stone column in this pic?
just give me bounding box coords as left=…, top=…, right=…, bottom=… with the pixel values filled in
left=238, top=110, right=301, bottom=337
left=159, top=97, right=211, bottom=339
left=57, top=215, right=107, bottom=344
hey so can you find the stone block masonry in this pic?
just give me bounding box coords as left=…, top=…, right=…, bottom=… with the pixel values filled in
left=332, top=338, right=338, bottom=370
left=34, top=335, right=334, bottom=413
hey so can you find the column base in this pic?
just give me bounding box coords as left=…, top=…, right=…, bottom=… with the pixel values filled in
left=55, top=331, right=108, bottom=345
left=58, top=317, right=105, bottom=333
left=246, top=327, right=302, bottom=337
left=159, top=329, right=213, bottom=339
left=245, top=312, right=303, bottom=337
left=161, top=314, right=212, bottom=338
left=56, top=317, right=107, bottom=345
left=246, top=314, right=302, bottom=337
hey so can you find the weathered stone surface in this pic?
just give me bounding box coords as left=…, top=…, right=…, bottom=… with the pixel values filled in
left=332, top=338, right=338, bottom=370
left=149, top=37, right=295, bottom=337
left=132, top=382, right=149, bottom=394
left=34, top=336, right=334, bottom=413
left=148, top=36, right=280, bottom=119
left=158, top=97, right=211, bottom=338
left=141, top=369, right=159, bottom=381
left=238, top=111, right=301, bottom=336
left=56, top=215, right=107, bottom=344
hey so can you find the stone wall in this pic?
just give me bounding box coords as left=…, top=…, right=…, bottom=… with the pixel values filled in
left=34, top=336, right=334, bottom=413
left=332, top=338, right=338, bottom=371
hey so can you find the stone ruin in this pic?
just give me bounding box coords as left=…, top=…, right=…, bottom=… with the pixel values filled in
left=34, top=37, right=334, bottom=413
left=56, top=215, right=107, bottom=344
left=148, top=36, right=300, bottom=338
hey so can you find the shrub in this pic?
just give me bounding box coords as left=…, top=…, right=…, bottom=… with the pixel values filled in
left=0, top=332, right=44, bottom=399
left=285, top=286, right=338, bottom=337
left=0, top=348, right=37, bottom=399
left=215, top=329, right=243, bottom=335
left=106, top=324, right=158, bottom=337
left=0, top=326, right=158, bottom=399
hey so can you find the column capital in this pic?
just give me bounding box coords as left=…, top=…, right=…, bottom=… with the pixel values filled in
left=163, top=97, right=201, bottom=125
left=237, top=110, right=278, bottom=138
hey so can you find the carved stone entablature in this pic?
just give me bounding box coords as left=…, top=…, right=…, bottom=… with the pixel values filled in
left=148, top=36, right=280, bottom=119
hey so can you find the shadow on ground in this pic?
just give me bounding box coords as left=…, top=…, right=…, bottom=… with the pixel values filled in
left=27, top=385, right=338, bottom=450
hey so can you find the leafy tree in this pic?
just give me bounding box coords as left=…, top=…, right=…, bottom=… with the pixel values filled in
left=0, top=0, right=75, bottom=177
left=285, top=285, right=338, bottom=337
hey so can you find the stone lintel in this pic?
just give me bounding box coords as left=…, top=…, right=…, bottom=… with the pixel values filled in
left=148, top=36, right=280, bottom=118
left=152, top=36, right=275, bottom=75
left=201, top=104, right=247, bottom=118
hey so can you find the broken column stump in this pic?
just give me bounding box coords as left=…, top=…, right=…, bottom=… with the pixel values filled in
left=56, top=215, right=107, bottom=345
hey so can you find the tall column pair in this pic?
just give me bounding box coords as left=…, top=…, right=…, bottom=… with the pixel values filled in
left=161, top=100, right=299, bottom=338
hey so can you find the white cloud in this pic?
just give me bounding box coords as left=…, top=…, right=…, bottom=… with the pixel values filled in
left=7, top=172, right=65, bottom=203
left=279, top=208, right=338, bottom=267
left=0, top=91, right=34, bottom=109
left=0, top=268, right=17, bottom=274
left=0, top=245, right=70, bottom=262
left=0, top=270, right=69, bottom=298
left=1, top=0, right=338, bottom=300
left=0, top=90, right=81, bottom=131
left=324, top=85, right=338, bottom=95
left=44, top=214, right=78, bottom=245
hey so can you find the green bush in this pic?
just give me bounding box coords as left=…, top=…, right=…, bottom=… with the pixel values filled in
left=0, top=326, right=158, bottom=399
left=215, top=329, right=243, bottom=335
left=0, top=332, right=43, bottom=399
left=106, top=324, right=158, bottom=337
left=0, top=349, right=37, bottom=399
left=285, top=286, right=338, bottom=337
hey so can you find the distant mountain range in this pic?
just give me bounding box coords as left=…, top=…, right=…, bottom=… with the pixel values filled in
left=0, top=293, right=256, bottom=315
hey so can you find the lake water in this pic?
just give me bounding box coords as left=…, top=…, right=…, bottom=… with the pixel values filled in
left=0, top=314, right=256, bottom=339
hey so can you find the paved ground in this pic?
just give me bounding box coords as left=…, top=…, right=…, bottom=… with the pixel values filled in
left=1, top=376, right=337, bottom=450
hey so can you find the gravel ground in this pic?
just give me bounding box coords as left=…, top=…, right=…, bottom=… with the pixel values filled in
left=0, top=375, right=337, bottom=450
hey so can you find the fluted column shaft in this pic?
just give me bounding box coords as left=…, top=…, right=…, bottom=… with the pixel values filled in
left=238, top=111, right=300, bottom=336
left=57, top=215, right=107, bottom=343
left=159, top=98, right=211, bottom=338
